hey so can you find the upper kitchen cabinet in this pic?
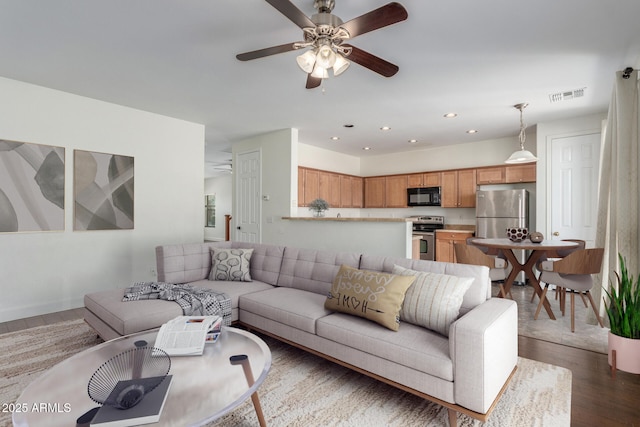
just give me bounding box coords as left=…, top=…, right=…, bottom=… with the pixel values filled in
left=441, top=169, right=476, bottom=208
left=476, top=167, right=506, bottom=185
left=298, top=167, right=363, bottom=208
left=340, top=175, right=364, bottom=208
left=505, top=164, right=536, bottom=183
left=385, top=175, right=408, bottom=208
left=364, top=176, right=386, bottom=208
left=407, top=172, right=442, bottom=188
left=364, top=175, right=408, bottom=208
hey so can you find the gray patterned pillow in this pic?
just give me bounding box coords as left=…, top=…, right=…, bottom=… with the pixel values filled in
left=392, top=264, right=473, bottom=336
left=209, top=248, right=253, bottom=282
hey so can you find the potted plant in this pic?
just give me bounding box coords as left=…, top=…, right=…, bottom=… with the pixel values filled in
left=308, top=198, right=329, bottom=217
left=604, top=253, right=640, bottom=374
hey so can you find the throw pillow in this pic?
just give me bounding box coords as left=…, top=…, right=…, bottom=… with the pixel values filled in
left=392, top=264, right=473, bottom=336
left=209, top=248, right=253, bottom=282
left=324, top=265, right=416, bottom=331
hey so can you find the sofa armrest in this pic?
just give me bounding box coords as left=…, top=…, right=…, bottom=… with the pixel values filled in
left=449, top=298, right=518, bottom=414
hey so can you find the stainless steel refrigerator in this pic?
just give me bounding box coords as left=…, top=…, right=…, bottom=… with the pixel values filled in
left=476, top=189, right=529, bottom=238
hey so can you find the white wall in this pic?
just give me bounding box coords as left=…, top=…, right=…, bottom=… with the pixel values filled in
left=359, top=135, right=527, bottom=176
left=298, top=143, right=361, bottom=176
left=204, top=174, right=232, bottom=241
left=0, top=77, right=205, bottom=322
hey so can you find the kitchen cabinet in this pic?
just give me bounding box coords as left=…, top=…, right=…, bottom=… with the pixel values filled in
left=436, top=231, right=473, bottom=263
left=441, top=169, right=476, bottom=208
left=385, top=175, right=408, bottom=208
left=319, top=171, right=341, bottom=208
left=298, top=167, right=362, bottom=208
left=476, top=167, right=506, bottom=185
left=300, top=167, right=319, bottom=206
left=364, top=176, right=386, bottom=208
left=505, top=164, right=536, bottom=183
left=407, top=172, right=441, bottom=188
left=476, top=164, right=536, bottom=185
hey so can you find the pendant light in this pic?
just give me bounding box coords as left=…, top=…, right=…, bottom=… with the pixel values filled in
left=505, top=103, right=538, bottom=164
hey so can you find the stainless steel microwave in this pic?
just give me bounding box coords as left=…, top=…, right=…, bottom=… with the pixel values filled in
left=407, top=187, right=441, bottom=206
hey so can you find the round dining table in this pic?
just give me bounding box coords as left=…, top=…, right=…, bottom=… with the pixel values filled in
left=470, top=238, right=580, bottom=319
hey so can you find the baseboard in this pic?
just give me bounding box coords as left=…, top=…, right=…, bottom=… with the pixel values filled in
left=0, top=296, right=84, bottom=323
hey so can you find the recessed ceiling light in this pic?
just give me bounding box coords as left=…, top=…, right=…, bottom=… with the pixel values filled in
left=444, top=113, right=458, bottom=118
left=380, top=126, right=391, bottom=131
left=330, top=136, right=340, bottom=141
left=408, top=139, right=418, bottom=144
left=362, top=146, right=371, bottom=151
left=466, top=129, right=479, bottom=134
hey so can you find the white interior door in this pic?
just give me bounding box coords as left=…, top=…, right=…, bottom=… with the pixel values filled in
left=550, top=132, right=601, bottom=246
left=235, top=150, right=260, bottom=242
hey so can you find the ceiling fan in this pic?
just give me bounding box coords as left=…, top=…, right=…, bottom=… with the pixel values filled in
left=236, top=0, right=408, bottom=89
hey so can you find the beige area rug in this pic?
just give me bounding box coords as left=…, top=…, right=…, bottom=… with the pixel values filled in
left=0, top=320, right=571, bottom=427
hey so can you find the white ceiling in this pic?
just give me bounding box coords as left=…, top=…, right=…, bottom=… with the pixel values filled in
left=1, top=0, right=639, bottom=178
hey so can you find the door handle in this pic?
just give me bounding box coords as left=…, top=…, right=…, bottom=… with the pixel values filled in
left=553, top=231, right=559, bottom=236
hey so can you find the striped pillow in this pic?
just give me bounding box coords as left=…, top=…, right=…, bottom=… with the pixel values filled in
left=392, top=264, right=473, bottom=336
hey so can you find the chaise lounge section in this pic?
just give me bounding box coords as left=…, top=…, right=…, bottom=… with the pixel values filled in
left=84, top=241, right=518, bottom=426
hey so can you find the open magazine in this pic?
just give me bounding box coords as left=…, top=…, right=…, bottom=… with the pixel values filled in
left=155, top=315, right=222, bottom=356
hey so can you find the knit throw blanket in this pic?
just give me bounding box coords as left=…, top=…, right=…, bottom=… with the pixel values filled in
left=122, top=282, right=232, bottom=325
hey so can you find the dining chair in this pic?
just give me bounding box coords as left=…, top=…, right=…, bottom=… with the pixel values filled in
left=531, top=239, right=586, bottom=304
left=533, top=247, right=605, bottom=332
left=454, top=242, right=511, bottom=298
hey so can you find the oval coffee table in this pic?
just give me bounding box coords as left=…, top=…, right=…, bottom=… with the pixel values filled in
left=13, top=326, right=271, bottom=426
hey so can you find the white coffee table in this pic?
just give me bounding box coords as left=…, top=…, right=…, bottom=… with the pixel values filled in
left=13, top=326, right=271, bottom=426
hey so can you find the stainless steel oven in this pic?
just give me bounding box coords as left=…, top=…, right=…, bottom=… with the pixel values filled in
left=409, top=216, right=444, bottom=261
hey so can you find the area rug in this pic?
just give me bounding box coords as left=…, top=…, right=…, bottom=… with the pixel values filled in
left=0, top=320, right=571, bottom=427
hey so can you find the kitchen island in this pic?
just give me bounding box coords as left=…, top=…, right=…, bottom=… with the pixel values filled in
left=280, top=216, right=414, bottom=259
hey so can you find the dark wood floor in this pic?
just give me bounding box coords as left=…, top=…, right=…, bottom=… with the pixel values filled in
left=2, top=310, right=639, bottom=426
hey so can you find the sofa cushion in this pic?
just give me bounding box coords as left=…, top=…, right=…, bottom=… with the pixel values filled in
left=277, top=247, right=360, bottom=295
left=324, top=265, right=415, bottom=331
left=239, top=287, right=332, bottom=334
left=209, top=248, right=253, bottom=281
left=392, top=264, right=473, bottom=336
left=359, top=254, right=490, bottom=316
left=316, top=312, right=454, bottom=381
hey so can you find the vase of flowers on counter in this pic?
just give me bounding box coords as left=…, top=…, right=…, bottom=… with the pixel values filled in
left=308, top=198, right=329, bottom=217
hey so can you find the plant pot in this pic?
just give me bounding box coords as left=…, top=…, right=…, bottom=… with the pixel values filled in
left=312, top=210, right=325, bottom=217
left=608, top=331, right=640, bottom=374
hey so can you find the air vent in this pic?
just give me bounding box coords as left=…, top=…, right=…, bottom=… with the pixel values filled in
left=549, top=88, right=586, bottom=103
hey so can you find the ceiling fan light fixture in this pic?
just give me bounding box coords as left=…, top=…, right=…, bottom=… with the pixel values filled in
left=505, top=103, right=538, bottom=164
left=315, top=42, right=336, bottom=69
left=332, top=53, right=350, bottom=76
left=296, top=50, right=316, bottom=74
left=311, top=64, right=329, bottom=79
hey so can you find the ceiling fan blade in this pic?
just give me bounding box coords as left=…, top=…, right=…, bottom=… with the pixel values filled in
left=306, top=74, right=322, bottom=89
left=236, top=42, right=297, bottom=61
left=265, top=0, right=316, bottom=29
left=339, top=2, right=408, bottom=39
left=343, top=44, right=399, bottom=77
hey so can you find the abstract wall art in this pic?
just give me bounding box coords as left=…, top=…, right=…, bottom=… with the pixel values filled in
left=74, top=150, right=134, bottom=231
left=0, top=139, right=65, bottom=233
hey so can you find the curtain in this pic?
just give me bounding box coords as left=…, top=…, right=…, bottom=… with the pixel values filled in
left=590, top=69, right=640, bottom=325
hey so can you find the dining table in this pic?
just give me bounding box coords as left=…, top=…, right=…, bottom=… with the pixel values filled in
left=470, top=238, right=580, bottom=319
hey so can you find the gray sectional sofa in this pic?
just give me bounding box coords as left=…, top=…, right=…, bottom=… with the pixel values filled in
left=83, top=241, right=518, bottom=426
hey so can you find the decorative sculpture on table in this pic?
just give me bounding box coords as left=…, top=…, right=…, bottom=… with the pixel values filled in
left=506, top=227, right=528, bottom=242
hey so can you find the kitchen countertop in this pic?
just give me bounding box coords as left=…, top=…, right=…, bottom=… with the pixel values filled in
left=441, top=224, right=476, bottom=232
left=281, top=216, right=411, bottom=222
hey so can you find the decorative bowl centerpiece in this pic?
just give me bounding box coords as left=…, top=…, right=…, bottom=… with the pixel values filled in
left=529, top=231, right=544, bottom=243
left=506, top=227, right=528, bottom=242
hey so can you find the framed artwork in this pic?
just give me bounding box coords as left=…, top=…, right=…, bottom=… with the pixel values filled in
left=0, top=139, right=65, bottom=233
left=205, top=194, right=215, bottom=227
left=74, top=150, right=134, bottom=230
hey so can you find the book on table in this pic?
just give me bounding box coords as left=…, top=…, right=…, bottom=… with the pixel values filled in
left=90, top=375, right=172, bottom=427
left=154, top=315, right=222, bottom=356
